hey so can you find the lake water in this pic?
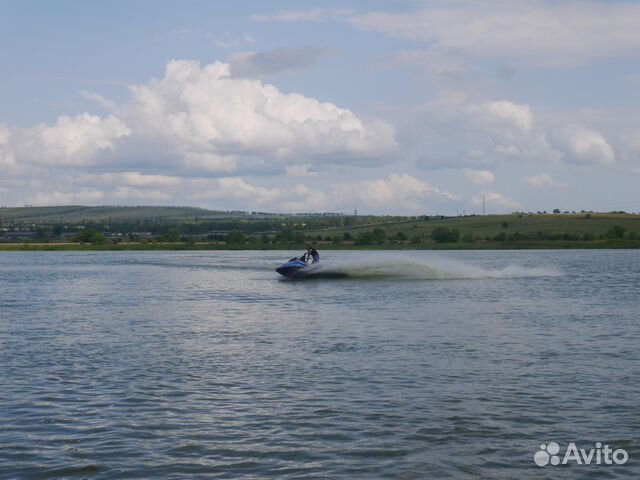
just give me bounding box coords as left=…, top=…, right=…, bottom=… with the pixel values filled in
left=1, top=250, right=639, bottom=479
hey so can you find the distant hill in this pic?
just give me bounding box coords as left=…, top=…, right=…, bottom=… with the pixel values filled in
left=3, top=207, right=639, bottom=243
left=307, top=212, right=640, bottom=239
left=0, top=205, right=235, bottom=224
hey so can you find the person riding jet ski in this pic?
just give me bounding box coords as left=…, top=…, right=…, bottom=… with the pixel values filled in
left=276, top=244, right=319, bottom=277
left=301, top=243, right=319, bottom=264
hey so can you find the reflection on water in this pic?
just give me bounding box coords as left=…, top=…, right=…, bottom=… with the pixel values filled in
left=1, top=250, right=639, bottom=479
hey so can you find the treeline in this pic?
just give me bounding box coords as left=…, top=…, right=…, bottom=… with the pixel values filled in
left=58, top=223, right=640, bottom=246
left=17, top=214, right=407, bottom=237
left=426, top=226, right=637, bottom=243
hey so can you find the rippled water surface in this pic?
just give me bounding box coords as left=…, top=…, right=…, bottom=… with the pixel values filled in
left=1, top=250, right=639, bottom=479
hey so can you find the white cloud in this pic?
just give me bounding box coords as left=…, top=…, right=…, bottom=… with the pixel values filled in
left=124, top=59, right=395, bottom=163
left=191, top=177, right=283, bottom=207
left=523, top=173, right=564, bottom=188
left=550, top=125, right=615, bottom=165
left=464, top=169, right=495, bottom=185
left=184, top=173, right=457, bottom=213
left=0, top=125, right=18, bottom=174
left=0, top=124, right=11, bottom=145
left=420, top=95, right=560, bottom=167
left=182, top=152, right=237, bottom=173
left=1, top=59, right=395, bottom=184
left=188, top=176, right=326, bottom=212
left=26, top=188, right=106, bottom=206
left=484, top=100, right=532, bottom=132
left=472, top=191, right=522, bottom=211
left=13, top=114, right=130, bottom=167
left=352, top=2, right=640, bottom=66
left=618, top=130, right=640, bottom=169
left=542, top=106, right=640, bottom=171
left=113, top=186, right=171, bottom=201
left=74, top=171, right=184, bottom=188
left=0, top=58, right=401, bottom=211
left=280, top=184, right=326, bottom=212
left=426, top=96, right=534, bottom=133
left=414, top=93, right=628, bottom=175
left=218, top=177, right=283, bottom=205
left=334, top=173, right=458, bottom=210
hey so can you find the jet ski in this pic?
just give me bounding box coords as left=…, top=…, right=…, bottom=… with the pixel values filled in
left=276, top=257, right=310, bottom=278
left=276, top=256, right=348, bottom=279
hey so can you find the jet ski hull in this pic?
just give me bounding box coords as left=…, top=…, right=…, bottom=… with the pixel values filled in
left=276, top=259, right=308, bottom=277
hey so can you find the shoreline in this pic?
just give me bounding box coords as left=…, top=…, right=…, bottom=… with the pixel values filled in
left=1, top=240, right=639, bottom=251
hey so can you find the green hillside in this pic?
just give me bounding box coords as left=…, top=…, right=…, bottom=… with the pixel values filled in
left=307, top=213, right=640, bottom=240
left=1, top=207, right=640, bottom=250
left=0, top=205, right=229, bottom=224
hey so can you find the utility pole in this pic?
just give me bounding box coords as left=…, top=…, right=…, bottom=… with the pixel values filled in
left=482, top=195, right=486, bottom=215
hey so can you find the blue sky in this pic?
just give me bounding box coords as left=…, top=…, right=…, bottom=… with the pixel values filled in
left=1, top=0, right=639, bottom=214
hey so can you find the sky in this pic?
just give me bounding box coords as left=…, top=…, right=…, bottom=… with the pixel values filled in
left=1, top=0, right=639, bottom=215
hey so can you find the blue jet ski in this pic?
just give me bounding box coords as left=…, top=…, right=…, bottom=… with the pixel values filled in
left=276, top=257, right=309, bottom=278
left=276, top=256, right=346, bottom=279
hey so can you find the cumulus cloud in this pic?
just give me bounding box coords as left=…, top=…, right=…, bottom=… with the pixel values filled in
left=280, top=184, right=326, bottom=212
left=23, top=169, right=190, bottom=206
left=472, top=191, right=522, bottom=211
left=425, top=96, right=534, bottom=133
left=188, top=176, right=326, bottom=212
left=0, top=125, right=18, bottom=173
left=229, top=47, right=331, bottom=77
left=420, top=95, right=560, bottom=167
left=1, top=59, right=394, bottom=182
left=523, top=173, right=564, bottom=188
left=0, top=57, right=403, bottom=210
left=412, top=91, right=627, bottom=176
left=181, top=152, right=237, bottom=173
left=73, top=171, right=184, bottom=188
left=352, top=2, right=640, bottom=66
left=0, top=125, right=9, bottom=145
left=464, top=169, right=495, bottom=185
left=11, top=114, right=130, bottom=167
left=26, top=188, right=106, bottom=206
left=483, top=100, right=532, bottom=131
left=191, top=177, right=283, bottom=206
left=123, top=59, right=395, bottom=165
left=334, top=173, right=458, bottom=210
left=550, top=125, right=615, bottom=165
left=112, top=186, right=171, bottom=201
left=618, top=130, right=640, bottom=169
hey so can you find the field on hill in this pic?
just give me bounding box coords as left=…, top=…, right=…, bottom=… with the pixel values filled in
left=307, top=213, right=640, bottom=240
left=0, top=205, right=229, bottom=223
left=1, top=206, right=639, bottom=250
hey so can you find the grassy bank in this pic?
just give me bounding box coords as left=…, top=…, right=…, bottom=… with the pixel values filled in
left=306, top=212, right=640, bottom=238
left=1, top=239, right=639, bottom=251
left=3, top=211, right=640, bottom=251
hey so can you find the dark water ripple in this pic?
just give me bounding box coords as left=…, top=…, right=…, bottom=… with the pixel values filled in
left=1, top=250, right=639, bottom=479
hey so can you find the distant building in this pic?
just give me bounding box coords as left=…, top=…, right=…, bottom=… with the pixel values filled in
left=130, top=232, right=153, bottom=239
left=3, top=232, right=36, bottom=241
